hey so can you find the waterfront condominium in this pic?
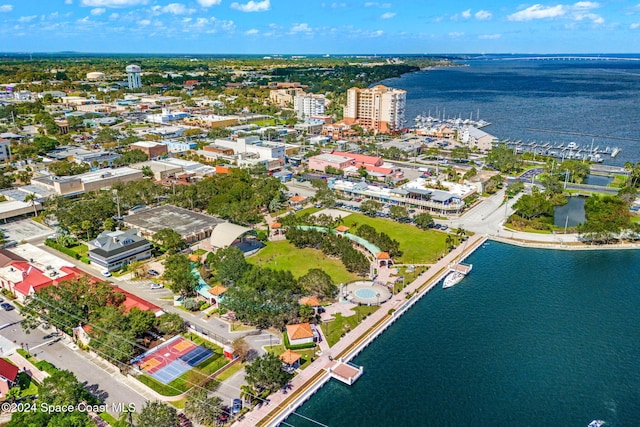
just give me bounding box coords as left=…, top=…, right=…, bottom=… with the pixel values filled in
left=343, top=85, right=406, bottom=133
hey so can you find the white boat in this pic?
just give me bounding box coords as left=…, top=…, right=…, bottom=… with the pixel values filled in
left=611, top=147, right=621, bottom=158
left=587, top=420, right=604, bottom=427
left=442, top=271, right=464, bottom=288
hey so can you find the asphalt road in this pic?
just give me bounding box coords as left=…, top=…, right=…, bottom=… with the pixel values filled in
left=0, top=306, right=148, bottom=415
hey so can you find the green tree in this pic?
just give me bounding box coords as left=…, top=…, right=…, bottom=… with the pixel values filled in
left=136, top=401, right=179, bottom=427
left=245, top=352, right=293, bottom=393
left=298, top=268, right=335, bottom=300
left=184, top=388, right=223, bottom=426
left=512, top=193, right=553, bottom=220
left=153, top=228, right=186, bottom=254
left=113, top=149, right=148, bottom=166
left=208, top=246, right=249, bottom=286
left=360, top=199, right=382, bottom=216
left=413, top=212, right=434, bottom=230
left=162, top=254, right=198, bottom=296
left=389, top=205, right=409, bottom=221
left=486, top=144, right=522, bottom=173
left=155, top=312, right=185, bottom=335
left=24, top=192, right=38, bottom=216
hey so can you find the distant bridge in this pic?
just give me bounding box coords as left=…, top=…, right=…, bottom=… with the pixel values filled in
left=496, top=56, right=640, bottom=62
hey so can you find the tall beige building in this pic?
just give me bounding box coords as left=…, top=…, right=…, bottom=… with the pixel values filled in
left=343, top=85, right=406, bottom=133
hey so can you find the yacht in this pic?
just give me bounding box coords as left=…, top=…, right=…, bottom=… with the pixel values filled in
left=587, top=421, right=604, bottom=427
left=442, top=271, right=464, bottom=289
left=611, top=147, right=621, bottom=158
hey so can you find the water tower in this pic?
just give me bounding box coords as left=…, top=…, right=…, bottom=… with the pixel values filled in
left=126, top=64, right=142, bottom=89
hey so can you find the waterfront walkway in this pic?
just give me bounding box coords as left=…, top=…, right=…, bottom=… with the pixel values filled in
left=234, top=233, right=487, bottom=427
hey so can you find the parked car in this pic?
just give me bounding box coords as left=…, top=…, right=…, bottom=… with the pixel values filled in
left=177, top=412, right=193, bottom=427
left=232, top=398, right=242, bottom=414
left=150, top=283, right=164, bottom=290
left=434, top=224, right=442, bottom=229
left=147, top=269, right=159, bottom=277
left=101, top=270, right=112, bottom=277
left=441, top=225, right=449, bottom=231
left=1, top=303, right=14, bottom=311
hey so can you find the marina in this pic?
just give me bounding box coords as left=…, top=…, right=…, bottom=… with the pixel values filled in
left=502, top=139, right=621, bottom=163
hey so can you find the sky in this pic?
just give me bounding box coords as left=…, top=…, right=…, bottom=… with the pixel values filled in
left=1, top=0, right=640, bottom=54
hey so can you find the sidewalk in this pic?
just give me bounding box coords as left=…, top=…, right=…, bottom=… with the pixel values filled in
left=7, top=352, right=50, bottom=384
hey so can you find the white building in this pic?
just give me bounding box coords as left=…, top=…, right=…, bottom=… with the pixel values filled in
left=146, top=108, right=189, bottom=124
left=293, top=93, right=326, bottom=119
left=214, top=136, right=285, bottom=161
left=460, top=126, right=497, bottom=152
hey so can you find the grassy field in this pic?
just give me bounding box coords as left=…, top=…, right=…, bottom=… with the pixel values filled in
left=340, top=213, right=449, bottom=263
left=321, top=305, right=380, bottom=347
left=248, top=240, right=360, bottom=284
left=265, top=344, right=317, bottom=370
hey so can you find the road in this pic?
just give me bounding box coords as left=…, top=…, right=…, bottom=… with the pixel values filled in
left=0, top=307, right=149, bottom=415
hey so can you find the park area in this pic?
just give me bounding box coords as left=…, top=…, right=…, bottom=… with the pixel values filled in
left=340, top=213, right=449, bottom=263
left=248, top=240, right=360, bottom=284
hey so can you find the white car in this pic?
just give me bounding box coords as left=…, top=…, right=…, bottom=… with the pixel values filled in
left=101, top=270, right=112, bottom=277
left=150, top=283, right=164, bottom=290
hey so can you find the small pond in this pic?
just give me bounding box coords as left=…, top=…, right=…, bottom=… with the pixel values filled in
left=584, top=174, right=612, bottom=186
left=554, top=196, right=586, bottom=228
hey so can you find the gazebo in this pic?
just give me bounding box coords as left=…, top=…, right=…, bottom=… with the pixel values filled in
left=376, top=251, right=392, bottom=268
left=280, top=349, right=302, bottom=370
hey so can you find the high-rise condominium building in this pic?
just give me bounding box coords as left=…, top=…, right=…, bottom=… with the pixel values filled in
left=343, top=85, right=406, bottom=133
left=293, top=93, right=326, bottom=119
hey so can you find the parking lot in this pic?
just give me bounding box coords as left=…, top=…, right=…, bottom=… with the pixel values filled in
left=0, top=219, right=53, bottom=244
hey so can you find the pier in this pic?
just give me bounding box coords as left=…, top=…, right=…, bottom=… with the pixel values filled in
left=325, top=360, right=363, bottom=385
left=239, top=233, right=488, bottom=427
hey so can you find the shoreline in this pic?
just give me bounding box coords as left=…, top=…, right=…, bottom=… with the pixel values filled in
left=239, top=234, right=487, bottom=427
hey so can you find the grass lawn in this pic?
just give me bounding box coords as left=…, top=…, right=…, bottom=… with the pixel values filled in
left=69, top=244, right=89, bottom=257
left=296, top=207, right=322, bottom=217
left=393, top=265, right=429, bottom=294
left=248, top=240, right=360, bottom=284
left=215, top=361, right=245, bottom=382
left=17, top=372, right=38, bottom=397
left=265, top=345, right=317, bottom=370
left=321, top=305, right=380, bottom=347
left=341, top=213, right=449, bottom=263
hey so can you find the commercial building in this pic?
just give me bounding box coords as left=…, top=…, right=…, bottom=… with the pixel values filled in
left=460, top=126, right=497, bottom=152
left=293, top=93, right=326, bottom=119
left=213, top=136, right=285, bottom=161
left=0, top=139, right=10, bottom=161
left=145, top=108, right=189, bottom=124
left=88, top=229, right=152, bottom=272
left=269, top=88, right=304, bottom=107
left=343, top=85, right=406, bottom=133
left=130, top=141, right=169, bottom=159
left=124, top=205, right=224, bottom=244
left=31, top=167, right=143, bottom=196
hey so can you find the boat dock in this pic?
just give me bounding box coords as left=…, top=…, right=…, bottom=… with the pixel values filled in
left=325, top=360, right=363, bottom=385
left=449, top=262, right=472, bottom=275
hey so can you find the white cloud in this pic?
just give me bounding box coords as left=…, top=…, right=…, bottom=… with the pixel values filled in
left=475, top=10, right=492, bottom=20
left=479, top=33, right=502, bottom=39
left=508, top=4, right=565, bottom=21
left=162, top=3, right=195, bottom=14
left=197, top=0, right=221, bottom=6
left=449, top=31, right=464, bottom=37
left=461, top=9, right=471, bottom=19
left=631, top=22, right=640, bottom=29
left=290, top=22, right=311, bottom=33
left=230, top=0, right=270, bottom=12
left=182, top=17, right=192, bottom=23
left=331, top=2, right=346, bottom=8
left=508, top=2, right=603, bottom=24
left=380, top=12, right=395, bottom=19
left=90, top=7, right=106, bottom=15
left=138, top=18, right=151, bottom=25
left=364, top=2, right=391, bottom=7
left=0, top=4, right=12, bottom=12
left=65, top=0, right=73, bottom=4
left=18, top=15, right=37, bottom=22
left=109, top=12, right=119, bottom=18
left=80, top=0, right=148, bottom=7
left=245, top=28, right=259, bottom=34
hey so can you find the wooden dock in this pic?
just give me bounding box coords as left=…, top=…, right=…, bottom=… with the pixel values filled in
left=449, top=262, right=473, bottom=275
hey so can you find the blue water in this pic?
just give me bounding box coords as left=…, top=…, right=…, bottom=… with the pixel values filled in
left=554, top=197, right=586, bottom=228
left=355, top=288, right=376, bottom=299
left=288, top=242, right=640, bottom=426
left=379, top=57, right=640, bottom=167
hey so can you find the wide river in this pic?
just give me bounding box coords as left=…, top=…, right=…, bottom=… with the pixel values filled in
left=288, top=242, right=640, bottom=427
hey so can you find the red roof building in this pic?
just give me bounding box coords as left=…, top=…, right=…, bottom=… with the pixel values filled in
left=0, top=359, right=19, bottom=399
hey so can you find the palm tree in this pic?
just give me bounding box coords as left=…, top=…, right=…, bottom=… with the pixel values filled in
left=24, top=193, right=38, bottom=216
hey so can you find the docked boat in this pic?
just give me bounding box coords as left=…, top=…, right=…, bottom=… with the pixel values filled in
left=442, top=271, right=464, bottom=289
left=611, top=147, right=621, bottom=158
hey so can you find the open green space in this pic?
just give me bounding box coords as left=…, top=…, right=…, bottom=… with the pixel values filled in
left=321, top=305, right=380, bottom=347
left=248, top=240, right=360, bottom=284
left=265, top=345, right=317, bottom=370
left=295, top=206, right=321, bottom=217
left=341, top=213, right=449, bottom=263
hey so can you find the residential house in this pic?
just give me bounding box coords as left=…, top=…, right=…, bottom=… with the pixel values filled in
left=0, top=359, right=19, bottom=400
left=88, top=229, right=152, bottom=272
